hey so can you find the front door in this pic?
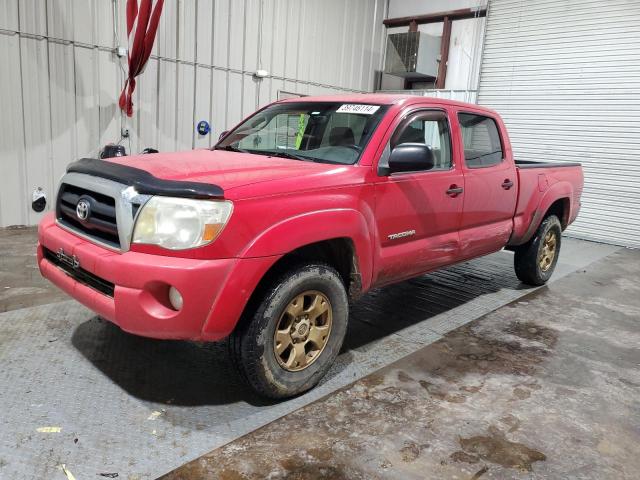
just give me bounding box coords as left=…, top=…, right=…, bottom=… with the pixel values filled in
left=373, top=109, right=464, bottom=286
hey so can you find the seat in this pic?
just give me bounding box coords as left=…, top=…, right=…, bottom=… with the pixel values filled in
left=329, top=127, right=355, bottom=147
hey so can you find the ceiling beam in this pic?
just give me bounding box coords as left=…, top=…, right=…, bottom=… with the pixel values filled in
left=435, top=16, right=452, bottom=89
left=383, top=7, right=487, bottom=28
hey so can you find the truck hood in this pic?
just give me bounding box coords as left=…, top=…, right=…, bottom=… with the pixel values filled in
left=107, top=149, right=349, bottom=199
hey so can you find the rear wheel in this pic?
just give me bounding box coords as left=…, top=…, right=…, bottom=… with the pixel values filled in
left=514, top=215, right=562, bottom=286
left=229, top=263, right=348, bottom=399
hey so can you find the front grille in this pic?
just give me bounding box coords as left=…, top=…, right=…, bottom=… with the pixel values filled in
left=43, top=247, right=115, bottom=297
left=56, top=183, right=120, bottom=248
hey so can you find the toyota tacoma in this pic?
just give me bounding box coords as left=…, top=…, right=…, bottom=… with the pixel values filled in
left=38, top=94, right=583, bottom=398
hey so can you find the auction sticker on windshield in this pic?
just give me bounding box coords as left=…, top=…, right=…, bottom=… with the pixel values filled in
left=336, top=104, right=380, bottom=115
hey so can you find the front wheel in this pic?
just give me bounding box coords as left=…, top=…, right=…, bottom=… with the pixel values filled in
left=229, top=263, right=349, bottom=399
left=514, top=215, right=562, bottom=286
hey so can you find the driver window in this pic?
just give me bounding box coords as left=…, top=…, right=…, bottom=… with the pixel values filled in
left=391, top=112, right=452, bottom=171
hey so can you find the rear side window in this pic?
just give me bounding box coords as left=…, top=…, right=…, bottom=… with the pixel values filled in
left=458, top=113, right=503, bottom=168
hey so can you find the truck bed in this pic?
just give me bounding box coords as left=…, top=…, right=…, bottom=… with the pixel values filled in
left=515, top=159, right=581, bottom=169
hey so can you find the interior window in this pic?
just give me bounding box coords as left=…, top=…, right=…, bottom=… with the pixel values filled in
left=319, top=113, right=367, bottom=147
left=238, top=113, right=309, bottom=151
left=390, top=112, right=452, bottom=171
left=458, top=113, right=504, bottom=168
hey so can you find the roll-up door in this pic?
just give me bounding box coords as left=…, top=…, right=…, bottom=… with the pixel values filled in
left=478, top=0, right=640, bottom=247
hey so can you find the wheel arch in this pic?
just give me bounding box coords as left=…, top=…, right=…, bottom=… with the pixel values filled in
left=239, top=237, right=362, bottom=324
left=509, top=181, right=574, bottom=246
left=239, top=208, right=373, bottom=293
left=544, top=197, right=570, bottom=229
left=200, top=210, right=372, bottom=341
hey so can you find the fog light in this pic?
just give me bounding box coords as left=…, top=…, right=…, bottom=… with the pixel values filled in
left=168, top=287, right=183, bottom=311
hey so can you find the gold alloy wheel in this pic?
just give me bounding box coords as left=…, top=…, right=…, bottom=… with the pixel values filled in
left=539, top=230, right=557, bottom=272
left=274, top=290, right=333, bottom=372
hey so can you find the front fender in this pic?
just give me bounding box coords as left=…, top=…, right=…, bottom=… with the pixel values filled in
left=240, top=208, right=374, bottom=291
left=199, top=209, right=373, bottom=340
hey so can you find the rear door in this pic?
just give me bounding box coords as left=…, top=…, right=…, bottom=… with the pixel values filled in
left=373, top=109, right=464, bottom=285
left=456, top=111, right=517, bottom=258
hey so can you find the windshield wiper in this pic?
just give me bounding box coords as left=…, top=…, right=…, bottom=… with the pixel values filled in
left=215, top=145, right=249, bottom=153
left=216, top=145, right=318, bottom=162
left=265, top=150, right=315, bottom=162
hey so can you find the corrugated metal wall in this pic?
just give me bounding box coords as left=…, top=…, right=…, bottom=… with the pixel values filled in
left=478, top=0, right=640, bottom=248
left=0, top=0, right=387, bottom=227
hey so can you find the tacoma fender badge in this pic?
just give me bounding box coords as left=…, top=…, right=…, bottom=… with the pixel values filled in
left=388, top=230, right=416, bottom=240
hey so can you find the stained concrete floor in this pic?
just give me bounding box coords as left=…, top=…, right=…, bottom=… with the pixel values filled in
left=0, top=227, right=68, bottom=312
left=0, top=227, right=629, bottom=479
left=163, top=247, right=640, bottom=480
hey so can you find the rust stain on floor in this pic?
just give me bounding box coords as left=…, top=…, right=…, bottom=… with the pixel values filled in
left=453, top=425, right=547, bottom=471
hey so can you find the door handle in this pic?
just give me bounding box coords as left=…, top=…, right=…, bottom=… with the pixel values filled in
left=446, top=185, right=464, bottom=197
left=502, top=179, right=514, bottom=190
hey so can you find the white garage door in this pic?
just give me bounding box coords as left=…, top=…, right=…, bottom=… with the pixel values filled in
left=478, top=0, right=640, bottom=248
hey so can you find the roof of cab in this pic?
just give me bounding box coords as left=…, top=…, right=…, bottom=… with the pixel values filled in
left=277, top=93, right=499, bottom=115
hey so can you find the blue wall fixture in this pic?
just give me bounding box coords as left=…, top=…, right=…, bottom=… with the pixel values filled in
left=197, top=120, right=211, bottom=136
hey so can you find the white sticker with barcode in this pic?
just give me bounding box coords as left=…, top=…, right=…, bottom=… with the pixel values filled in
left=336, top=104, right=380, bottom=115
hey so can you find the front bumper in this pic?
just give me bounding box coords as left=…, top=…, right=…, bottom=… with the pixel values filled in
left=38, top=213, right=274, bottom=340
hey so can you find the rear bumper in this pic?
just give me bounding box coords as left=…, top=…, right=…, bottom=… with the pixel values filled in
left=38, top=213, right=276, bottom=340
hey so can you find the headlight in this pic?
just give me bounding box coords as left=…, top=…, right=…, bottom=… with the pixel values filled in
left=132, top=197, right=233, bottom=250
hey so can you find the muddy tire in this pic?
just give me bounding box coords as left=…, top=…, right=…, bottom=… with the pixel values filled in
left=514, top=215, right=562, bottom=286
left=229, top=263, right=349, bottom=399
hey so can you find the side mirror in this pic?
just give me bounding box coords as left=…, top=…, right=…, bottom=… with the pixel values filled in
left=218, top=130, right=229, bottom=141
left=387, top=143, right=435, bottom=174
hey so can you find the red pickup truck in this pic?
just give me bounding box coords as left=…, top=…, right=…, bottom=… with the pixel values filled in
left=38, top=94, right=583, bottom=398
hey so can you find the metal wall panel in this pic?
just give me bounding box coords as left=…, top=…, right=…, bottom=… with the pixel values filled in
left=97, top=49, right=120, bottom=149
left=478, top=0, right=640, bottom=248
left=74, top=48, right=101, bottom=163
left=193, top=66, right=213, bottom=149
left=20, top=36, right=53, bottom=227
left=176, top=64, right=196, bottom=151
left=48, top=42, right=77, bottom=196
left=19, top=0, right=47, bottom=35
left=157, top=58, right=178, bottom=152
left=135, top=56, right=159, bottom=150
left=0, top=33, right=26, bottom=226
left=0, top=0, right=387, bottom=227
left=0, top=0, right=19, bottom=31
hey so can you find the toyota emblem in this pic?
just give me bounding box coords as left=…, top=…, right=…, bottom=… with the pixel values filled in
left=76, top=199, right=91, bottom=221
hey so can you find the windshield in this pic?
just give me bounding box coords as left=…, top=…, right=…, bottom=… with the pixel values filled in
left=215, top=101, right=388, bottom=165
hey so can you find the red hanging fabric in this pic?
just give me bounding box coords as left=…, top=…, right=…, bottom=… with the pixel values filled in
left=118, top=0, right=165, bottom=117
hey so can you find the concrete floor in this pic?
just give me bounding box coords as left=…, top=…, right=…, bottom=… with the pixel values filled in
left=0, top=227, right=68, bottom=312
left=163, top=247, right=640, bottom=480
left=0, top=227, right=629, bottom=479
